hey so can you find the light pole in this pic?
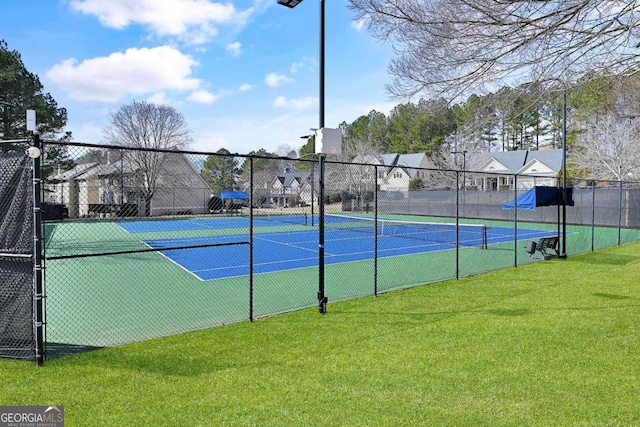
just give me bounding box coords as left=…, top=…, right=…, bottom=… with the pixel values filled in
left=278, top=0, right=328, bottom=314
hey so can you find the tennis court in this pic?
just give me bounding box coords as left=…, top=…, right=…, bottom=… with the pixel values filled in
left=42, top=213, right=567, bottom=349
left=116, top=214, right=558, bottom=281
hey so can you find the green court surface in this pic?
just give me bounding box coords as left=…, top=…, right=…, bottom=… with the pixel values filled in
left=42, top=216, right=640, bottom=353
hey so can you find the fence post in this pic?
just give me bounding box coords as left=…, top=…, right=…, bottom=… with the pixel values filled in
left=31, top=134, right=44, bottom=366
left=561, top=89, right=568, bottom=258
left=514, top=174, right=518, bottom=267
left=591, top=181, right=595, bottom=252
left=455, top=171, right=459, bottom=280
left=618, top=180, right=623, bottom=246
left=249, top=157, right=254, bottom=322
left=318, top=154, right=327, bottom=314
left=120, top=149, right=124, bottom=206
left=311, top=158, right=315, bottom=226
left=374, top=165, right=378, bottom=296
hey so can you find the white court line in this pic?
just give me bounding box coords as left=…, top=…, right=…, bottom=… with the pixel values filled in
left=151, top=226, right=474, bottom=281
left=141, top=240, right=205, bottom=281
left=193, top=254, right=317, bottom=274
left=185, top=218, right=220, bottom=230
left=192, top=237, right=442, bottom=276
left=254, top=235, right=321, bottom=254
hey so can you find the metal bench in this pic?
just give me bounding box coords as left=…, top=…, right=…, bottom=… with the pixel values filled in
left=526, top=236, right=559, bottom=260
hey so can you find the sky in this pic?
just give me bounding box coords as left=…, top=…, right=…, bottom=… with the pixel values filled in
left=1, top=0, right=396, bottom=155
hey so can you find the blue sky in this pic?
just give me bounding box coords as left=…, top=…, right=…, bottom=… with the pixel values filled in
left=1, top=0, right=395, bottom=155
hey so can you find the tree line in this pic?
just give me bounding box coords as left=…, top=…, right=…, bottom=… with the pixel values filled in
left=4, top=36, right=640, bottom=207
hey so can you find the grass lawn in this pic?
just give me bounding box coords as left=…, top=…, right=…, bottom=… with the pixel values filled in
left=2, top=243, right=640, bottom=426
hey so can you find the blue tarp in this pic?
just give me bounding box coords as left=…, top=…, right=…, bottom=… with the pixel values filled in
left=219, top=191, right=249, bottom=200
left=503, top=186, right=573, bottom=210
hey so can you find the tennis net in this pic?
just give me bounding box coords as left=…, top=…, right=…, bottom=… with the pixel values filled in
left=325, top=214, right=488, bottom=249
left=253, top=212, right=311, bottom=226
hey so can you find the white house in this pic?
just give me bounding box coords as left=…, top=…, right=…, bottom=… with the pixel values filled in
left=267, top=172, right=316, bottom=208
left=382, top=153, right=436, bottom=191
left=351, top=153, right=439, bottom=191
left=468, top=149, right=563, bottom=190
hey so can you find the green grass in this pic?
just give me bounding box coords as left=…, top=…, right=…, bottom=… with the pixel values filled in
left=3, top=243, right=640, bottom=426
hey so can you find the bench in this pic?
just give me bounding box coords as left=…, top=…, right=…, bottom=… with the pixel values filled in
left=526, top=236, right=559, bottom=260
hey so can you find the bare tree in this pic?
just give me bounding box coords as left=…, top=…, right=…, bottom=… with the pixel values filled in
left=275, top=143, right=298, bottom=173
left=335, top=136, right=381, bottom=209
left=572, top=113, right=640, bottom=181
left=349, top=1, right=640, bottom=99
left=103, top=100, right=192, bottom=216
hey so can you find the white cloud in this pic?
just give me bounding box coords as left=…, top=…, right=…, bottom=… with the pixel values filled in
left=147, top=92, right=170, bottom=104
left=46, top=46, right=201, bottom=103
left=190, top=129, right=229, bottom=153
left=265, top=72, right=293, bottom=88
left=69, top=0, right=253, bottom=44
left=289, top=56, right=316, bottom=74
left=238, top=83, right=253, bottom=92
left=352, top=17, right=368, bottom=31
left=273, top=96, right=317, bottom=110
left=289, top=61, right=303, bottom=74
left=188, top=90, right=219, bottom=104
left=189, top=110, right=318, bottom=154
left=226, top=42, right=242, bottom=57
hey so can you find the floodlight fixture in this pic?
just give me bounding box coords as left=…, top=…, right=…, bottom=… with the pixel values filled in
left=277, top=0, right=303, bottom=8
left=26, top=146, right=41, bottom=159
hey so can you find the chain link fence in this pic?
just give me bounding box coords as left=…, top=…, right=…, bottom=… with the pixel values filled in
left=3, top=139, right=640, bottom=363
left=0, top=145, right=35, bottom=360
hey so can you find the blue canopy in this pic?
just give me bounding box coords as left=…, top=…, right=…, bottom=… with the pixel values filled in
left=503, top=186, right=573, bottom=210
left=219, top=191, right=249, bottom=200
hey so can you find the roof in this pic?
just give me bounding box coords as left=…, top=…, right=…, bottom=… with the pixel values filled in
left=472, top=149, right=563, bottom=174
left=380, top=153, right=399, bottom=166
left=490, top=151, right=528, bottom=172
left=352, top=153, right=429, bottom=170
left=527, top=149, right=563, bottom=172
left=75, top=162, right=126, bottom=180
left=352, top=154, right=381, bottom=164
left=396, top=153, right=427, bottom=168
left=50, top=162, right=99, bottom=181
left=273, top=172, right=311, bottom=187
left=351, top=153, right=400, bottom=167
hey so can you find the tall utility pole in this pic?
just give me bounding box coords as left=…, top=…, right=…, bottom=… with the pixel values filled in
left=278, top=0, right=328, bottom=314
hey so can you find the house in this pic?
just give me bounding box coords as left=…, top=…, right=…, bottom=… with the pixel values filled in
left=47, top=162, right=100, bottom=217
left=382, top=153, right=437, bottom=191
left=348, top=149, right=562, bottom=193
left=48, top=152, right=212, bottom=218
left=266, top=172, right=316, bottom=208
left=351, top=153, right=439, bottom=192
left=468, top=149, right=563, bottom=190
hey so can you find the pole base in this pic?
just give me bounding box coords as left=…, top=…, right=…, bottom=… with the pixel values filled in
left=318, top=295, right=328, bottom=314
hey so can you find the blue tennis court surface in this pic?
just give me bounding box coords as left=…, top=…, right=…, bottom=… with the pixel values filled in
left=118, top=216, right=557, bottom=281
